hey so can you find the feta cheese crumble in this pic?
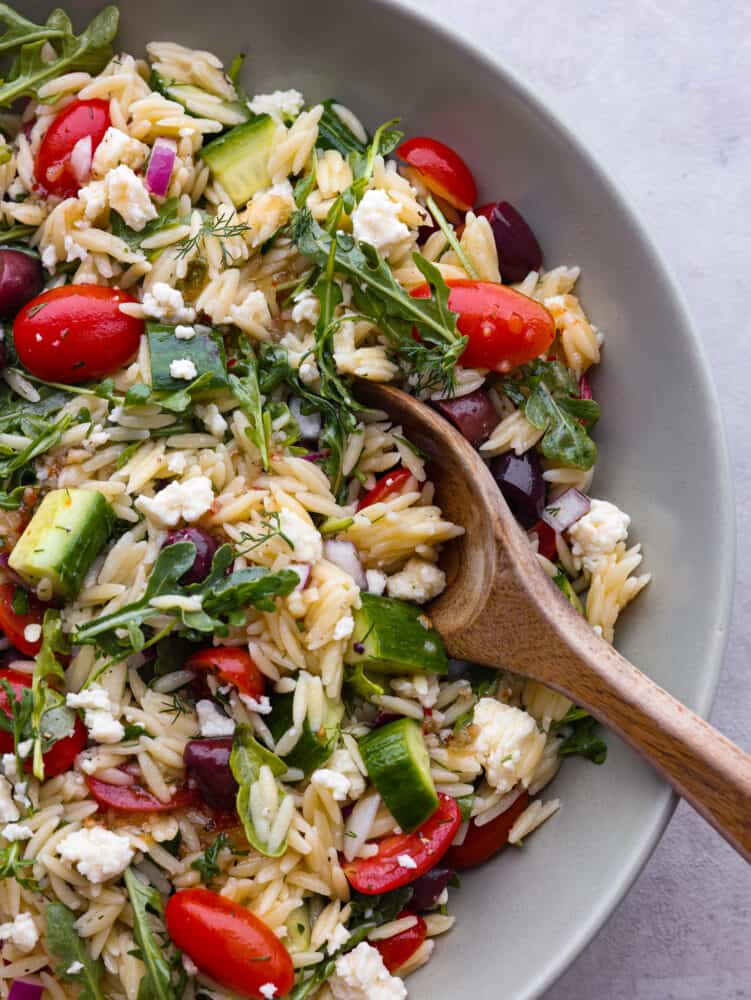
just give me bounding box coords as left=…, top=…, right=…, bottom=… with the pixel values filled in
left=91, top=127, right=149, bottom=177
left=329, top=942, right=407, bottom=1000
left=248, top=88, right=304, bottom=120
left=169, top=358, right=198, bottom=381
left=196, top=699, right=235, bottom=738
left=141, top=282, right=196, bottom=324
left=386, top=558, right=445, bottom=604
left=311, top=768, right=351, bottom=802
left=0, top=912, right=39, bottom=953
left=174, top=324, right=197, bottom=340
left=278, top=509, right=323, bottom=563
left=291, top=289, right=320, bottom=326
left=66, top=683, right=124, bottom=745
left=333, top=615, right=355, bottom=641
left=259, top=984, right=278, bottom=1000
left=57, top=826, right=134, bottom=884
left=196, top=402, right=228, bottom=437
left=2, top=822, right=32, bottom=841
left=327, top=922, right=351, bottom=954
left=0, top=777, right=19, bottom=823
left=104, top=164, right=158, bottom=232
left=567, top=498, right=631, bottom=573
left=351, top=189, right=410, bottom=258
left=365, top=569, right=387, bottom=596
left=135, top=475, right=214, bottom=528
left=469, top=698, right=546, bottom=794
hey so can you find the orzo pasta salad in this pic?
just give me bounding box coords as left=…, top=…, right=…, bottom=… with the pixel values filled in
left=0, top=5, right=650, bottom=999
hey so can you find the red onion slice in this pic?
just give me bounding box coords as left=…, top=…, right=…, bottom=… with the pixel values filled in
left=288, top=563, right=311, bottom=591
left=9, top=982, right=44, bottom=1000
left=323, top=539, right=367, bottom=589
left=145, top=137, right=177, bottom=197
left=541, top=488, right=590, bottom=533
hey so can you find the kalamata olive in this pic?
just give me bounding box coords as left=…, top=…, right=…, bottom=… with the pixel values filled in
left=435, top=390, right=498, bottom=446
left=163, top=526, right=219, bottom=585
left=490, top=449, right=545, bottom=529
left=184, top=737, right=237, bottom=811
left=0, top=249, right=44, bottom=319
left=486, top=202, right=543, bottom=284
left=409, top=866, right=455, bottom=911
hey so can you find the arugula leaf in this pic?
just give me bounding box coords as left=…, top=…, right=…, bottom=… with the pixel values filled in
left=0, top=5, right=119, bottom=106
left=554, top=707, right=607, bottom=764
left=228, top=353, right=269, bottom=470
left=123, top=868, right=178, bottom=1000
left=230, top=725, right=289, bottom=857
left=47, top=902, right=106, bottom=1000
left=110, top=198, right=183, bottom=258
left=316, top=99, right=368, bottom=157
left=0, top=410, right=72, bottom=477
left=0, top=840, right=38, bottom=889
left=31, top=609, right=72, bottom=779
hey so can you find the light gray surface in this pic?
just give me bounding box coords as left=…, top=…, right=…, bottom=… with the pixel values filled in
left=396, top=0, right=751, bottom=996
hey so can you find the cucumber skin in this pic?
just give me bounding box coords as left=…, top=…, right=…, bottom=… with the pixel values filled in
left=9, top=489, right=114, bottom=600
left=359, top=718, right=439, bottom=833
left=150, top=71, right=250, bottom=127
left=147, top=324, right=228, bottom=396
left=346, top=593, right=449, bottom=676
left=267, top=694, right=343, bottom=776
left=199, top=115, right=276, bottom=208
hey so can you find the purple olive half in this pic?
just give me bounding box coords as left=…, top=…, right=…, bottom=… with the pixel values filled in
left=0, top=249, right=44, bottom=320
left=163, top=526, right=219, bottom=585
left=409, top=867, right=455, bottom=911
left=489, top=449, right=545, bottom=529
left=435, top=390, right=498, bottom=446
left=486, top=201, right=543, bottom=283
left=183, top=737, right=237, bottom=812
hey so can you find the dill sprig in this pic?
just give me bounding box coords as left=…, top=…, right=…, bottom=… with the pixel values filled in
left=175, top=209, right=252, bottom=261
left=238, top=511, right=294, bottom=554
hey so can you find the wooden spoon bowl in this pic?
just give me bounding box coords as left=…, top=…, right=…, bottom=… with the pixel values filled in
left=357, top=380, right=751, bottom=860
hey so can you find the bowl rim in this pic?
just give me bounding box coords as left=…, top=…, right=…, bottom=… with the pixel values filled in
left=374, top=0, right=737, bottom=994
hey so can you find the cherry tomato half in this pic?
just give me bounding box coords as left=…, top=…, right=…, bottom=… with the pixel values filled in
left=343, top=794, right=461, bottom=895
left=14, top=285, right=144, bottom=384
left=398, top=137, right=477, bottom=212
left=411, top=280, right=555, bottom=373
left=0, top=582, right=47, bottom=656
left=165, top=888, right=295, bottom=999
left=373, top=911, right=427, bottom=974
left=186, top=648, right=266, bottom=700
left=86, top=772, right=199, bottom=813
left=35, top=99, right=110, bottom=198
left=357, top=467, right=414, bottom=511
left=445, top=791, right=530, bottom=871
left=0, top=668, right=87, bottom=776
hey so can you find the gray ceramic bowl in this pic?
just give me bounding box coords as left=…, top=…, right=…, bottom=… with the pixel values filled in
left=34, top=0, right=736, bottom=995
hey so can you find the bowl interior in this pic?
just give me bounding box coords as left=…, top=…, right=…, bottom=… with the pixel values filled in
left=25, top=0, right=735, bottom=996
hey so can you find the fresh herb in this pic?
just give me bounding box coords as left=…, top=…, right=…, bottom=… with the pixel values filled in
left=73, top=542, right=299, bottom=654
left=316, top=99, right=368, bottom=157
left=230, top=725, right=288, bottom=857
left=10, top=585, right=27, bottom=616
left=0, top=223, right=36, bottom=244
left=238, top=511, right=294, bottom=553
left=110, top=198, right=184, bottom=258
left=0, top=411, right=73, bottom=505
left=47, top=902, right=106, bottom=1000
left=425, top=194, right=478, bottom=279
left=124, top=867, right=178, bottom=1000
left=501, top=359, right=600, bottom=470
left=174, top=208, right=251, bottom=261
left=31, top=610, right=75, bottom=780
left=456, top=793, right=475, bottom=821
left=228, top=349, right=269, bottom=470
left=292, top=210, right=465, bottom=397
left=0, top=677, right=33, bottom=759
left=191, top=832, right=231, bottom=883
left=159, top=691, right=191, bottom=723
left=0, top=840, right=38, bottom=890
left=554, top=706, right=607, bottom=764
left=122, top=722, right=145, bottom=740
left=0, top=4, right=119, bottom=106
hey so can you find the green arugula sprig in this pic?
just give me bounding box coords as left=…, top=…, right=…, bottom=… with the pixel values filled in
left=47, top=902, right=106, bottom=1000
left=0, top=4, right=119, bottom=106
left=553, top=706, right=607, bottom=764
left=31, top=610, right=76, bottom=780
left=0, top=840, right=38, bottom=889
left=228, top=346, right=270, bottom=470
left=501, top=359, right=600, bottom=470
left=238, top=511, right=294, bottom=554
left=124, top=868, right=180, bottom=1000
left=190, top=832, right=245, bottom=884
left=72, top=542, right=299, bottom=655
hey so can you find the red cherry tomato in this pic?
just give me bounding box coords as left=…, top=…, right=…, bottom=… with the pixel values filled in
left=0, top=668, right=87, bottom=776
left=343, top=794, right=461, bottom=895
left=357, top=467, right=413, bottom=511
left=35, top=98, right=110, bottom=198
left=445, top=791, right=530, bottom=870
left=165, top=888, right=295, bottom=999
left=186, top=648, right=266, bottom=700
left=529, top=520, right=557, bottom=561
left=14, top=285, right=144, bottom=383
left=86, top=773, right=199, bottom=813
left=411, top=280, right=555, bottom=373
left=373, top=911, right=427, bottom=973
left=0, top=582, right=47, bottom=656
left=398, top=137, right=477, bottom=212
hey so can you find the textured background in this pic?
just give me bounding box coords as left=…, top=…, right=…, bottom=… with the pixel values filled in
left=397, top=1, right=751, bottom=996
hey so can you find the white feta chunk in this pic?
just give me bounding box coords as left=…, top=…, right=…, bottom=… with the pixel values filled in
left=78, top=179, right=108, bottom=220
left=239, top=693, right=272, bottom=715
left=291, top=289, right=320, bottom=326
left=278, top=509, right=323, bottom=563
left=91, top=127, right=149, bottom=177
left=67, top=684, right=124, bottom=745
left=311, top=768, right=351, bottom=802
left=1, top=754, right=17, bottom=782
left=259, top=985, right=278, bottom=1000
left=174, top=324, right=197, bottom=340
left=135, top=475, right=214, bottom=528
left=333, top=615, right=355, bottom=641
left=104, top=164, right=157, bottom=232
left=0, top=912, right=39, bottom=953
left=329, top=941, right=407, bottom=1000
left=57, top=826, right=134, bottom=883
left=169, top=358, right=198, bottom=381
left=141, top=282, right=196, bottom=324
left=0, top=777, right=19, bottom=823
left=386, top=558, right=445, bottom=604
left=365, top=569, right=387, bottom=596
left=248, top=89, right=304, bottom=120
left=351, top=189, right=410, bottom=258
left=196, top=699, right=235, bottom=738
left=2, top=822, right=33, bottom=841
left=327, top=922, right=351, bottom=954
left=567, top=498, right=631, bottom=573
left=470, top=698, right=546, bottom=794
left=196, top=402, right=228, bottom=438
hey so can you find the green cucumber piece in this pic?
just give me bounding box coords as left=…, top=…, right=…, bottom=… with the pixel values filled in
left=199, top=114, right=276, bottom=208
left=346, top=593, right=448, bottom=675
left=147, top=323, right=228, bottom=397
left=9, top=489, right=114, bottom=600
left=285, top=902, right=311, bottom=951
left=267, top=694, right=343, bottom=776
left=230, top=725, right=288, bottom=858
left=344, top=663, right=384, bottom=702
left=553, top=569, right=584, bottom=615
left=359, top=718, right=438, bottom=832
left=151, top=71, right=249, bottom=127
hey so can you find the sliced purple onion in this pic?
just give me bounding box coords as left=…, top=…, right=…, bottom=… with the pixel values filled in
left=487, top=201, right=543, bottom=283
left=578, top=374, right=593, bottom=400
left=489, top=449, right=545, bottom=529
left=435, top=390, right=498, bottom=446
left=323, top=539, right=367, bottom=589
left=288, top=562, right=311, bottom=591
left=289, top=396, right=322, bottom=441
left=9, top=982, right=44, bottom=1000
left=301, top=450, right=330, bottom=463
left=409, top=866, right=455, bottom=911
left=540, top=488, right=590, bottom=533
left=184, top=738, right=237, bottom=812
left=162, top=527, right=219, bottom=585
left=145, top=137, right=177, bottom=198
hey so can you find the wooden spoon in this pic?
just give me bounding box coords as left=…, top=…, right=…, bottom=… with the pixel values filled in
left=356, top=381, right=751, bottom=861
